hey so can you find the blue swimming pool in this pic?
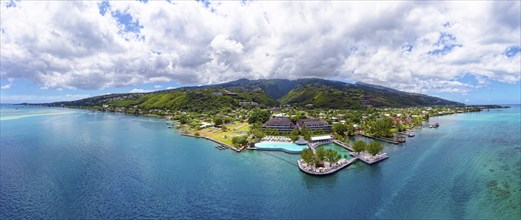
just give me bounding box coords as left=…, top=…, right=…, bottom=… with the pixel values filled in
left=254, top=142, right=309, bottom=154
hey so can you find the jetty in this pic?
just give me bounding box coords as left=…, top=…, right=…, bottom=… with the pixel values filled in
left=397, top=132, right=415, bottom=137
left=357, top=134, right=400, bottom=145
left=180, top=133, right=243, bottom=152
left=351, top=152, right=388, bottom=164
left=298, top=139, right=390, bottom=176
left=333, top=140, right=354, bottom=151
left=297, top=158, right=358, bottom=176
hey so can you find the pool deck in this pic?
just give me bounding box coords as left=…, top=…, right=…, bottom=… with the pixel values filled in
left=297, top=158, right=358, bottom=176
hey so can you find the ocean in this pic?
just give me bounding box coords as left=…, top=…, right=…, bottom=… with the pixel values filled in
left=1, top=104, right=520, bottom=219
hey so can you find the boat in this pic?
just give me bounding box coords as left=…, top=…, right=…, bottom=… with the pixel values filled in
left=408, top=133, right=415, bottom=137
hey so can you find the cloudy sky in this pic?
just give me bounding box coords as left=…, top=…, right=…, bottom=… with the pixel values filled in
left=1, top=0, right=520, bottom=104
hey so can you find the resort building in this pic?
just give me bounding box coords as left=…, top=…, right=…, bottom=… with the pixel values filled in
left=297, top=119, right=331, bottom=132
left=310, top=135, right=333, bottom=143
left=262, top=118, right=295, bottom=133
left=272, top=113, right=289, bottom=118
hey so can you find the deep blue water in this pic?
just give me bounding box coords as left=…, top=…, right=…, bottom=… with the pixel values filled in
left=1, top=105, right=520, bottom=219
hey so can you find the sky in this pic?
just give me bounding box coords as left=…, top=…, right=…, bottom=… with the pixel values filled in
left=0, top=0, right=520, bottom=104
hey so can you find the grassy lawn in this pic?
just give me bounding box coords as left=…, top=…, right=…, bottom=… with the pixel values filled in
left=198, top=122, right=250, bottom=147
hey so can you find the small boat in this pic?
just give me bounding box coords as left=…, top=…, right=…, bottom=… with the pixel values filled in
left=408, top=133, right=415, bottom=137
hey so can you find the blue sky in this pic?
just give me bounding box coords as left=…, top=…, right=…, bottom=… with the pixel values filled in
left=1, top=1, right=520, bottom=104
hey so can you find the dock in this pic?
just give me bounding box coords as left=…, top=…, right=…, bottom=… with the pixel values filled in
left=332, top=140, right=354, bottom=151
left=356, top=134, right=400, bottom=145
left=351, top=152, right=389, bottom=164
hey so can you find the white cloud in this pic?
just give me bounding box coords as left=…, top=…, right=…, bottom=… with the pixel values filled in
left=1, top=84, right=11, bottom=89
left=0, top=1, right=519, bottom=95
left=154, top=85, right=161, bottom=89
left=211, top=35, right=244, bottom=54
left=129, top=88, right=152, bottom=93
left=1, top=78, right=14, bottom=89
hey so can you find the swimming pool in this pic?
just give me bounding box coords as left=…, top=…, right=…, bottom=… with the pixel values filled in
left=254, top=142, right=309, bottom=154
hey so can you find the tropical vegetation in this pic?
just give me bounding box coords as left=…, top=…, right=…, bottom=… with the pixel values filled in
left=300, top=147, right=342, bottom=167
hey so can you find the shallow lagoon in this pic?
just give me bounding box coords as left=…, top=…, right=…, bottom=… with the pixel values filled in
left=1, top=105, right=520, bottom=219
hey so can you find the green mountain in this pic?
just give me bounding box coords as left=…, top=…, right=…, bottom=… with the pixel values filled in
left=46, top=78, right=463, bottom=111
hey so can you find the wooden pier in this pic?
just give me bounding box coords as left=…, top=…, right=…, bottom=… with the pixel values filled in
left=356, top=134, right=400, bottom=145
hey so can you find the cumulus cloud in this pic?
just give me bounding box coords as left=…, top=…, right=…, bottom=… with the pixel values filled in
left=0, top=0, right=519, bottom=94
left=211, top=35, right=244, bottom=54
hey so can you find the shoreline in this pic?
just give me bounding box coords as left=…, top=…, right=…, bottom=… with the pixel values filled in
left=180, top=133, right=244, bottom=153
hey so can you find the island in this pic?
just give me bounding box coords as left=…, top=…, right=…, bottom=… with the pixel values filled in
left=29, top=78, right=509, bottom=176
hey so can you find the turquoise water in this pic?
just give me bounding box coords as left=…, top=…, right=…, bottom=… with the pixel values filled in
left=1, top=105, right=520, bottom=219
left=255, top=141, right=309, bottom=153
left=319, top=143, right=352, bottom=159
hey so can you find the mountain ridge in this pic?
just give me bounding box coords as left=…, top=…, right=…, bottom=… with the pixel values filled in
left=44, top=78, right=463, bottom=111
